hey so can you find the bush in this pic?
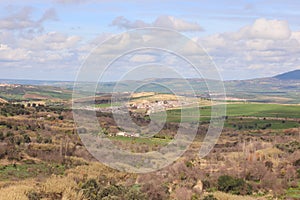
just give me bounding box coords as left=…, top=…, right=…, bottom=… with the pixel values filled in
left=27, top=190, right=41, bottom=200
left=125, top=188, right=146, bottom=200
left=6, top=131, right=13, bottom=137
left=217, top=175, right=252, bottom=195
left=203, top=194, right=217, bottom=200
left=294, top=159, right=300, bottom=167
left=81, top=178, right=147, bottom=200
left=43, top=137, right=52, bottom=144
left=202, top=179, right=211, bottom=190
left=23, top=134, right=31, bottom=143
left=275, top=141, right=300, bottom=153
left=98, top=185, right=125, bottom=199
left=36, top=135, right=43, bottom=143
left=81, top=179, right=99, bottom=200
left=0, top=132, right=4, bottom=141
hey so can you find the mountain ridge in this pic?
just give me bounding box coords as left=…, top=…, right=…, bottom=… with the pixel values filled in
left=274, top=69, right=300, bottom=80
left=0, top=69, right=300, bottom=84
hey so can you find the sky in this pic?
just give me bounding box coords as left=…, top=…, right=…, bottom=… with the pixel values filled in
left=1, top=0, right=300, bottom=81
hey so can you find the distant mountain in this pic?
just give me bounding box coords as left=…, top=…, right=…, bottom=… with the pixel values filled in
left=274, top=70, right=300, bottom=80
left=2, top=70, right=300, bottom=104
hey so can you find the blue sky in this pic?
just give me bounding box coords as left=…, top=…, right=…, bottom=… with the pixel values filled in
left=0, top=0, right=300, bottom=81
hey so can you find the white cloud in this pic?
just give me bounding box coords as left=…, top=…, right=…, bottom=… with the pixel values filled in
left=111, top=15, right=203, bottom=32
left=0, top=44, right=31, bottom=61
left=129, top=54, right=157, bottom=63
left=153, top=16, right=203, bottom=32
left=291, top=31, right=300, bottom=43
left=0, top=7, right=57, bottom=31
left=235, top=18, right=291, bottom=40
left=198, top=18, right=300, bottom=79
left=54, top=0, right=86, bottom=3
left=19, top=32, right=81, bottom=51
left=199, top=34, right=227, bottom=50
left=0, top=6, right=81, bottom=78
left=111, top=16, right=148, bottom=29
left=245, top=39, right=274, bottom=51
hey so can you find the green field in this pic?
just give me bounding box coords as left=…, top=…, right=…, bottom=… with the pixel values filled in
left=108, top=136, right=171, bottom=146
left=0, top=162, right=65, bottom=181
left=165, top=103, right=300, bottom=130
left=223, top=103, right=300, bottom=118
left=286, top=181, right=300, bottom=199
left=167, top=103, right=300, bottom=119
left=27, top=91, right=72, bottom=100
left=95, top=102, right=122, bottom=108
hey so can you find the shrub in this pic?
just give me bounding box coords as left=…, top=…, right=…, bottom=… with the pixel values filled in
left=202, top=180, right=211, bottom=190
left=275, top=141, right=300, bottom=153
left=0, top=132, right=4, bottom=141
left=0, top=145, right=6, bottom=159
left=203, top=194, right=217, bottom=200
left=217, top=175, right=252, bottom=195
left=294, top=159, right=300, bottom=167
left=14, top=135, right=23, bottom=145
left=80, top=178, right=144, bottom=200
left=81, top=179, right=99, bottom=200
left=6, top=131, right=13, bottom=137
left=23, top=134, right=31, bottom=143
left=43, top=137, right=52, bottom=144
left=125, top=188, right=147, bottom=200
left=36, top=135, right=43, bottom=143
left=27, top=190, right=41, bottom=200
left=98, top=185, right=125, bottom=199
left=185, top=161, right=193, bottom=168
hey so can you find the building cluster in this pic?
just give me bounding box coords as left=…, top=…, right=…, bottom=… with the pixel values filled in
left=128, top=100, right=190, bottom=114
left=115, top=131, right=140, bottom=137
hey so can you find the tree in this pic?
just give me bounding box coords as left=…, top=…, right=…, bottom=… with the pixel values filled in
left=217, top=175, right=252, bottom=195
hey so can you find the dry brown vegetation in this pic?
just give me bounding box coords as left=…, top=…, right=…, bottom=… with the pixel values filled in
left=0, top=102, right=298, bottom=200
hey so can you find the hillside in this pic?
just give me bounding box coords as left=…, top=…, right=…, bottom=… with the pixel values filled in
left=274, top=70, right=300, bottom=80
left=0, top=84, right=72, bottom=102
left=2, top=70, right=300, bottom=104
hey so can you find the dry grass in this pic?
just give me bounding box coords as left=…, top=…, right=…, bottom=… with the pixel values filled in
left=23, top=93, right=51, bottom=100
left=256, top=147, right=283, bottom=156
left=0, top=162, right=121, bottom=200
left=131, top=92, right=155, bottom=98
left=211, top=191, right=267, bottom=200
left=130, top=93, right=212, bottom=109
left=0, top=179, right=36, bottom=200
left=40, top=174, right=84, bottom=200
left=66, top=162, right=132, bottom=182
left=0, top=98, right=8, bottom=103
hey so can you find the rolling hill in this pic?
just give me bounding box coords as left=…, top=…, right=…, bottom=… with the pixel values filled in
left=1, top=70, right=300, bottom=104
left=274, top=69, right=300, bottom=80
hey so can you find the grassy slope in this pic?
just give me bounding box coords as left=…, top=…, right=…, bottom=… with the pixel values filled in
left=165, top=103, right=300, bottom=130
left=167, top=103, right=300, bottom=119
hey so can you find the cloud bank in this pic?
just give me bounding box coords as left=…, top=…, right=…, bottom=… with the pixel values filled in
left=111, top=15, right=204, bottom=32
